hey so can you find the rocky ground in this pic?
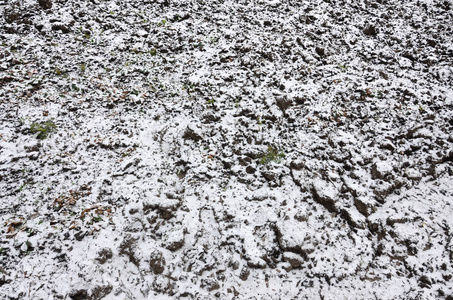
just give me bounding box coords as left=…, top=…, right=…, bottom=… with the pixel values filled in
left=1, top=0, right=453, bottom=299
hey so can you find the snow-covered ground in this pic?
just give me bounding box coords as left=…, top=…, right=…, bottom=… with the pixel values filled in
left=1, top=0, right=453, bottom=299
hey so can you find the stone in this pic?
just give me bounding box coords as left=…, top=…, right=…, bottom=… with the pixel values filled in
left=69, top=289, right=88, bottom=300
left=51, top=24, right=70, bottom=34
left=274, top=220, right=307, bottom=255
left=246, top=188, right=276, bottom=201
left=371, top=162, right=393, bottom=180
left=245, top=165, right=256, bottom=174
left=125, top=221, right=143, bottom=233
left=200, top=278, right=220, bottom=291
left=143, top=196, right=180, bottom=219
left=150, top=250, right=166, bottom=274
left=276, top=96, right=292, bottom=112
left=239, top=266, right=250, bottom=281
left=74, top=230, right=87, bottom=241
left=315, top=47, right=325, bottom=57
left=5, top=9, right=21, bottom=24
left=418, top=275, right=432, bottom=288
left=201, top=112, right=220, bottom=123
left=119, top=235, right=139, bottom=265
left=405, top=168, right=422, bottom=180
left=340, top=208, right=366, bottom=229
left=289, top=159, right=304, bottom=170
left=354, top=196, right=375, bottom=217
left=311, top=180, right=338, bottom=213
left=282, top=252, right=304, bottom=268
left=38, top=0, right=52, bottom=10
left=373, top=181, right=394, bottom=203
left=246, top=257, right=267, bottom=269
left=386, top=216, right=408, bottom=226
left=163, top=228, right=185, bottom=251
left=24, top=140, right=41, bottom=152
left=96, top=248, right=113, bottom=264
left=363, top=24, right=377, bottom=36
left=183, top=125, right=202, bottom=141
left=152, top=276, right=173, bottom=295
left=89, top=285, right=113, bottom=300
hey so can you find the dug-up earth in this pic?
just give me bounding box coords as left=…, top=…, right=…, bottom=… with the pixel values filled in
left=1, top=0, right=453, bottom=299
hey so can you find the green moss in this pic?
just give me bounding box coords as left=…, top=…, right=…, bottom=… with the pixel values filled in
left=259, top=145, right=285, bottom=164
left=30, top=120, right=56, bottom=139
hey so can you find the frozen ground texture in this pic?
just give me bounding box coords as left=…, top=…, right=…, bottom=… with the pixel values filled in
left=1, top=0, right=453, bottom=299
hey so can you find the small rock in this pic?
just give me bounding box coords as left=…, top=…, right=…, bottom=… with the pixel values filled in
left=152, top=276, right=173, bottom=295
left=282, top=252, right=304, bottom=268
left=361, top=274, right=382, bottom=282
left=24, top=141, right=41, bottom=152
left=262, top=170, right=279, bottom=184
left=354, top=197, right=375, bottom=217
left=55, top=253, right=67, bottom=263
left=35, top=23, right=44, bottom=31
left=96, top=248, right=113, bottom=264
left=380, top=141, right=395, bottom=151
left=373, top=181, right=394, bottom=203
left=371, top=162, right=393, bottom=180
left=69, top=289, right=88, bottom=300
left=28, top=152, right=39, bottom=160
left=386, top=216, right=408, bottom=226
left=280, top=262, right=293, bottom=272
left=74, top=230, right=87, bottom=241
left=38, top=0, right=52, bottom=10
left=143, top=196, right=180, bottom=219
left=119, top=235, right=139, bottom=265
left=340, top=208, right=366, bottom=229
left=294, top=210, right=308, bottom=222
left=379, top=71, right=389, bottom=80
left=200, top=278, right=220, bottom=291
left=163, top=228, right=185, bottom=251
left=344, top=254, right=354, bottom=263
left=311, top=180, right=338, bottom=213
left=315, top=47, right=325, bottom=57
left=427, top=39, right=437, bottom=47
left=363, top=24, right=377, bottom=36
left=290, top=159, right=304, bottom=170
left=183, top=124, right=202, bottom=141
left=245, top=166, right=256, bottom=174
left=274, top=220, right=306, bottom=255
left=276, top=96, right=292, bottom=112
left=239, top=266, right=250, bottom=281
left=4, top=9, right=21, bottom=24
left=149, top=250, right=166, bottom=274
left=129, top=207, right=139, bottom=214
left=405, top=168, right=422, bottom=180
left=442, top=150, right=453, bottom=163
left=418, top=275, right=432, bottom=288
left=201, top=112, right=220, bottom=123
left=246, top=257, right=267, bottom=269
left=125, top=221, right=143, bottom=233
left=51, top=24, right=70, bottom=34
left=89, top=285, right=113, bottom=300
left=246, top=188, right=276, bottom=201
left=402, top=51, right=416, bottom=62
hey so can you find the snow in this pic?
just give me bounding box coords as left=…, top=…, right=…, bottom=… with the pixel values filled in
left=1, top=0, right=453, bottom=299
